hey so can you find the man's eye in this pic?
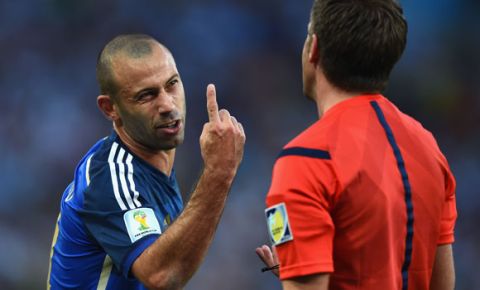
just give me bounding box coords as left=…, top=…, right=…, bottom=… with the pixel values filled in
left=136, top=91, right=155, bottom=101
left=168, top=79, right=179, bottom=87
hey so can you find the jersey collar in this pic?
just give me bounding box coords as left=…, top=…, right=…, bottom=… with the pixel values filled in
left=322, top=94, right=384, bottom=120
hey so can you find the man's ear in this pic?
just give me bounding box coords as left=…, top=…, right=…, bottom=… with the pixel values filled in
left=308, top=34, right=319, bottom=65
left=97, top=95, right=119, bottom=121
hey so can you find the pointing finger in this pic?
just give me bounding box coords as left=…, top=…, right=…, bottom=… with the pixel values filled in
left=206, top=84, right=220, bottom=123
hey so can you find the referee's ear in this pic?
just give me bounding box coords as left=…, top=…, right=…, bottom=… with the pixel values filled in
left=97, top=94, right=120, bottom=122
left=308, top=33, right=319, bottom=65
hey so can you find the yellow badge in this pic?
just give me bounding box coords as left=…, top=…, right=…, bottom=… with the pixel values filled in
left=265, top=203, right=293, bottom=245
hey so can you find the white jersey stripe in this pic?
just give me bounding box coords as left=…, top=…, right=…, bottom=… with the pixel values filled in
left=96, top=255, right=113, bottom=290
left=108, top=143, right=127, bottom=211
left=116, top=148, right=136, bottom=210
left=85, top=154, right=93, bottom=186
left=126, top=154, right=142, bottom=208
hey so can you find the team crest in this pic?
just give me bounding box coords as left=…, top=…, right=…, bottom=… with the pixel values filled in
left=265, top=203, right=293, bottom=246
left=124, top=208, right=161, bottom=243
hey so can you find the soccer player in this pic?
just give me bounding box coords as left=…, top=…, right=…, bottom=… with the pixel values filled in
left=47, top=34, right=246, bottom=289
left=256, top=1, right=457, bottom=290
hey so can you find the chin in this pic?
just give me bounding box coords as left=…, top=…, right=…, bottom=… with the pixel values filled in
left=158, top=136, right=185, bottom=151
left=302, top=83, right=314, bottom=101
left=302, top=73, right=318, bottom=101
left=305, top=91, right=316, bottom=102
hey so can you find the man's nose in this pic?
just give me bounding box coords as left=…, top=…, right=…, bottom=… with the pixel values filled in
left=156, top=93, right=175, bottom=114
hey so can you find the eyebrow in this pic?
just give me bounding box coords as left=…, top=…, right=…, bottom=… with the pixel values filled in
left=165, top=73, right=180, bottom=86
left=133, top=87, right=159, bottom=99
left=132, top=73, right=180, bottom=97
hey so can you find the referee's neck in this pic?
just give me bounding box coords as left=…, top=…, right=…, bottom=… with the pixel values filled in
left=313, top=73, right=358, bottom=118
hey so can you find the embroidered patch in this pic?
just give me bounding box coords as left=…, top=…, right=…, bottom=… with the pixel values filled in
left=124, top=208, right=161, bottom=243
left=265, top=203, right=293, bottom=246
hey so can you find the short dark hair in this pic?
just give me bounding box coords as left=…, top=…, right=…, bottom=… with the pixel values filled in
left=310, top=0, right=407, bottom=92
left=96, top=34, right=157, bottom=99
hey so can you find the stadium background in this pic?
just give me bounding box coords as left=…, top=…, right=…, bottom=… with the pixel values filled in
left=0, top=0, right=478, bottom=289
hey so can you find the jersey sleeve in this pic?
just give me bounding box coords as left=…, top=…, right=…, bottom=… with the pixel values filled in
left=437, top=157, right=457, bottom=245
left=79, top=162, right=163, bottom=278
left=265, top=150, right=339, bottom=280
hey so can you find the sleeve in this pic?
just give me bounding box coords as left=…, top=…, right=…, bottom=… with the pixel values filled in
left=437, top=157, right=457, bottom=245
left=265, top=153, right=339, bottom=280
left=79, top=163, right=164, bottom=278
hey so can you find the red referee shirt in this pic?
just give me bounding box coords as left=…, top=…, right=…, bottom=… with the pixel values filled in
left=265, top=94, right=457, bottom=290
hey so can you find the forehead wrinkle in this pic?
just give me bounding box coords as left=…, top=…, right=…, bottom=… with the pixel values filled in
left=111, top=46, right=178, bottom=95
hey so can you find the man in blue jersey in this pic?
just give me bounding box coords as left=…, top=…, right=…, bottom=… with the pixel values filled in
left=48, top=34, right=246, bottom=290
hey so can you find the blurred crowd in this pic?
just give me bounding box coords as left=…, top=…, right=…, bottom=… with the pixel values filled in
left=0, top=0, right=478, bottom=289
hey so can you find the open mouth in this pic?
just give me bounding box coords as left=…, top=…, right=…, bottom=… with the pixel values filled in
left=156, top=120, right=181, bottom=135
left=158, top=120, right=180, bottom=129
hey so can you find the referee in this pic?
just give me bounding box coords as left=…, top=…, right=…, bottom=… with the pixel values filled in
left=257, top=1, right=457, bottom=290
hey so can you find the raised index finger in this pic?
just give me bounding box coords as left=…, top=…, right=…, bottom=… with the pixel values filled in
left=206, top=84, right=220, bottom=123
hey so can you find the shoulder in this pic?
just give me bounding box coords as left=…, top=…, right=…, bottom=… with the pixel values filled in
left=62, top=136, right=110, bottom=209
left=284, top=120, right=330, bottom=151
left=85, top=139, right=145, bottom=212
left=284, top=99, right=374, bottom=151
left=269, top=121, right=340, bottom=203
left=380, top=98, right=443, bottom=154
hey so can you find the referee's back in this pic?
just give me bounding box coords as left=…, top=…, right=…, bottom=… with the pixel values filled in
left=266, top=94, right=457, bottom=289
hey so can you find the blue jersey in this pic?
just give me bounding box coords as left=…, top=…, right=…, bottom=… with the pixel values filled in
left=48, top=132, right=184, bottom=289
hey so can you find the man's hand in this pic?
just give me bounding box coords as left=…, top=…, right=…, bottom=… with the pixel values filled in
left=256, top=244, right=280, bottom=277
left=256, top=245, right=331, bottom=290
left=200, top=84, right=245, bottom=178
left=131, top=84, right=246, bottom=290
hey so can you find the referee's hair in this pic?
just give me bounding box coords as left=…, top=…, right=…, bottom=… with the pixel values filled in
left=310, top=0, right=407, bottom=93
left=96, top=34, right=158, bottom=101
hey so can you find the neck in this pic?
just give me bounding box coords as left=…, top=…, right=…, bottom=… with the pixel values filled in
left=313, top=72, right=361, bottom=118
left=114, top=124, right=175, bottom=176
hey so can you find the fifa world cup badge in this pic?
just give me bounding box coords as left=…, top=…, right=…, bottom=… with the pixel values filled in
left=124, top=208, right=161, bottom=243
left=265, top=203, right=293, bottom=246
